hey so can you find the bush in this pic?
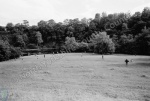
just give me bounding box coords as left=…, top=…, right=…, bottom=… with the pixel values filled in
left=9, top=47, right=21, bottom=59
left=65, top=37, right=79, bottom=51
left=90, top=31, right=115, bottom=54
left=0, top=40, right=21, bottom=62
left=78, top=42, right=88, bottom=52
left=27, top=44, right=38, bottom=49
left=14, top=35, right=25, bottom=48
left=0, top=40, right=11, bottom=61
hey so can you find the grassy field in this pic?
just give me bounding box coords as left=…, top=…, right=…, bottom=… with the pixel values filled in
left=0, top=53, right=150, bottom=101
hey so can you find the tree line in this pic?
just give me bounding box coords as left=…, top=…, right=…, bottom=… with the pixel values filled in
left=0, top=7, right=150, bottom=61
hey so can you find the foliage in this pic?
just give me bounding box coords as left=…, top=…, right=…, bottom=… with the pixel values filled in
left=0, top=7, right=150, bottom=62
left=135, top=28, right=150, bottom=55
left=0, top=40, right=11, bottom=61
left=0, top=40, right=21, bottom=61
left=65, top=37, right=79, bottom=51
left=27, top=44, right=38, bottom=49
left=90, top=31, right=115, bottom=54
left=22, top=34, right=29, bottom=45
left=9, top=47, right=21, bottom=59
left=117, top=34, right=136, bottom=54
left=14, top=35, right=25, bottom=48
left=35, top=31, right=43, bottom=46
left=78, top=42, right=88, bottom=52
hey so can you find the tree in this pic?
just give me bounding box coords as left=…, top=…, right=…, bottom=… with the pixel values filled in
left=23, top=20, right=29, bottom=27
left=0, top=40, right=11, bottom=61
left=94, top=13, right=101, bottom=23
left=81, top=18, right=91, bottom=26
left=47, top=19, right=56, bottom=27
left=6, top=23, right=14, bottom=33
left=0, top=26, right=5, bottom=31
left=65, top=37, right=79, bottom=51
left=102, top=12, right=107, bottom=18
left=35, top=31, right=43, bottom=47
left=15, top=35, right=25, bottom=48
left=89, top=21, right=97, bottom=31
left=122, top=23, right=128, bottom=30
left=141, top=7, right=150, bottom=22
left=0, top=40, right=20, bottom=61
left=118, top=34, right=135, bottom=54
left=37, top=20, right=48, bottom=43
left=63, top=19, right=69, bottom=25
left=135, top=28, right=150, bottom=55
left=78, top=42, right=88, bottom=52
left=22, top=34, right=29, bottom=45
left=90, top=31, right=115, bottom=54
left=38, top=20, right=47, bottom=28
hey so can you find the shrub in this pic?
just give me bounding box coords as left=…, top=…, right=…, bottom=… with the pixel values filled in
left=9, top=47, right=21, bottom=59
left=14, top=35, right=25, bottom=48
left=27, top=44, right=38, bottom=49
left=90, top=31, right=115, bottom=54
left=0, top=40, right=21, bottom=62
left=65, top=37, right=79, bottom=51
left=0, top=40, right=11, bottom=61
left=78, top=42, right=88, bottom=52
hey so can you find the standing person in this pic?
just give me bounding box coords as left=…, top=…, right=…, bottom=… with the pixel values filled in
left=125, top=59, right=129, bottom=66
left=102, top=54, right=104, bottom=59
left=44, top=54, right=45, bottom=58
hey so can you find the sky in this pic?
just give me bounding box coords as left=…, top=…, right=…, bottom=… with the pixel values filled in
left=0, top=0, right=150, bottom=26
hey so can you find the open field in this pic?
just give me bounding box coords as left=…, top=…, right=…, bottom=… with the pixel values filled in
left=0, top=53, right=150, bottom=101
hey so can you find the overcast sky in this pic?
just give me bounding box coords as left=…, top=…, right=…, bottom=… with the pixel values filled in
left=0, top=0, right=150, bottom=26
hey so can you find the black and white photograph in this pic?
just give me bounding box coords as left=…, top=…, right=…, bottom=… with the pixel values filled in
left=0, top=0, right=150, bottom=101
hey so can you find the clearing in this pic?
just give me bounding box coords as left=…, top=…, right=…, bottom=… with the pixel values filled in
left=0, top=53, right=150, bottom=101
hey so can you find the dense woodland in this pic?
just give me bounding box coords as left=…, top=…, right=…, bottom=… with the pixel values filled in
left=0, top=7, right=150, bottom=61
